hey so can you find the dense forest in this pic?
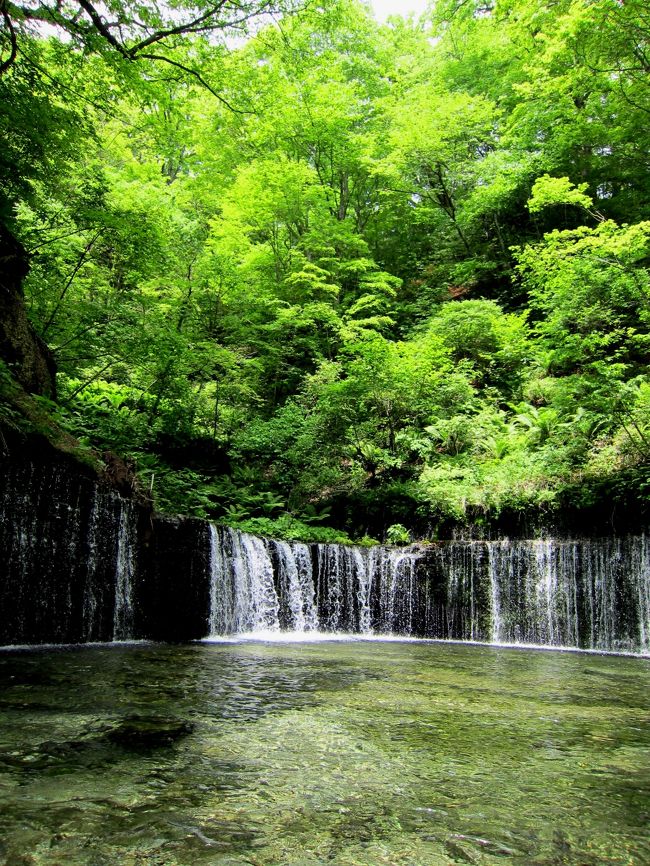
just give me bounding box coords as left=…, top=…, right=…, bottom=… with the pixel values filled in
left=1, top=0, right=649, bottom=543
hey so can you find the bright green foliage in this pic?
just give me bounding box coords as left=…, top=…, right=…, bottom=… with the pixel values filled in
left=1, top=0, right=649, bottom=539
left=427, top=300, right=530, bottom=394
left=527, top=176, right=596, bottom=216
left=386, top=524, right=411, bottom=545
left=517, top=221, right=650, bottom=375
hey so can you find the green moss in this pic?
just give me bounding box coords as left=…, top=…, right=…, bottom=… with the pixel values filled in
left=0, top=359, right=103, bottom=472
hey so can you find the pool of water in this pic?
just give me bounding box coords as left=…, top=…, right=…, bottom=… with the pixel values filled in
left=0, top=639, right=648, bottom=865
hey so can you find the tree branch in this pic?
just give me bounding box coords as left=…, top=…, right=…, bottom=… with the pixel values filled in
left=75, top=0, right=129, bottom=56
left=138, top=52, right=253, bottom=112
left=0, top=0, right=18, bottom=75
left=127, top=0, right=230, bottom=55
left=41, top=231, right=102, bottom=337
left=62, top=360, right=116, bottom=404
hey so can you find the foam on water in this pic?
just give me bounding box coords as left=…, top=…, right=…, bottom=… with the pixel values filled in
left=203, top=629, right=421, bottom=644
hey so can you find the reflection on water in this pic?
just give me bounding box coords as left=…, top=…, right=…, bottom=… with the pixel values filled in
left=0, top=641, right=648, bottom=865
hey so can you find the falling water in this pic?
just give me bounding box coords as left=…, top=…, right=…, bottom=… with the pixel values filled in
left=112, top=501, right=136, bottom=641
left=272, top=540, right=318, bottom=631
left=0, top=456, right=141, bottom=645
left=368, top=546, right=420, bottom=635
left=82, top=496, right=101, bottom=640
left=208, top=529, right=423, bottom=639
left=439, top=536, right=650, bottom=652
left=315, top=544, right=368, bottom=632
left=205, top=528, right=650, bottom=652
left=209, top=525, right=281, bottom=635
left=2, top=456, right=649, bottom=651
left=634, top=535, right=650, bottom=653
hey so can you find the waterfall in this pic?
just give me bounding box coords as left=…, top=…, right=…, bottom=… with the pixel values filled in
left=368, top=546, right=420, bottom=635
left=208, top=530, right=422, bottom=639
left=481, top=536, right=650, bottom=652
left=112, top=501, right=136, bottom=641
left=271, top=539, right=318, bottom=631
left=634, top=535, right=650, bottom=653
left=0, top=456, right=140, bottom=645
left=205, top=527, right=650, bottom=652
left=315, top=544, right=367, bottom=632
left=1, top=454, right=649, bottom=652
left=82, top=495, right=101, bottom=640
left=209, top=525, right=283, bottom=635
left=484, top=539, right=581, bottom=647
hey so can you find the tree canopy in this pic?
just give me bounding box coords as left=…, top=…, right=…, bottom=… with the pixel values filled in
left=1, top=0, right=649, bottom=541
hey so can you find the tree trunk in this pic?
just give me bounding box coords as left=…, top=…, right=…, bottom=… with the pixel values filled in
left=0, top=223, right=57, bottom=398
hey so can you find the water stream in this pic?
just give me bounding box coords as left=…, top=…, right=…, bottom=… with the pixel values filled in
left=0, top=640, right=648, bottom=866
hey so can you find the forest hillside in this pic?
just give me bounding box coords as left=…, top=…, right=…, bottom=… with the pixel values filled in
left=1, top=0, right=649, bottom=542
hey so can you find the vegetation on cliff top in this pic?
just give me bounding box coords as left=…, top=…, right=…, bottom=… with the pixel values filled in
left=1, top=0, right=649, bottom=541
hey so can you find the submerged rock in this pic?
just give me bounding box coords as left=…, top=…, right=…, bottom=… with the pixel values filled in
left=106, top=715, right=194, bottom=749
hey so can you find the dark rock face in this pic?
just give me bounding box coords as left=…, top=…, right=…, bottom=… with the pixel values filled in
left=0, top=446, right=139, bottom=645
left=0, top=442, right=212, bottom=646
left=0, top=224, right=56, bottom=398
left=136, top=517, right=212, bottom=643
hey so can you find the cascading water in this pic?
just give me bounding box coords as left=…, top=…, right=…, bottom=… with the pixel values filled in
left=315, top=543, right=369, bottom=632
left=484, top=538, right=584, bottom=647
left=82, top=495, right=101, bottom=640
left=427, top=536, right=650, bottom=652
left=206, top=526, right=650, bottom=653
left=209, top=525, right=283, bottom=635
left=0, top=456, right=139, bottom=645
left=1, top=455, right=649, bottom=652
left=207, top=528, right=425, bottom=639
left=633, top=535, right=650, bottom=651
left=272, top=539, right=318, bottom=631
left=490, top=537, right=650, bottom=651
left=368, top=546, right=420, bottom=635
left=208, top=528, right=423, bottom=639
left=112, top=501, right=136, bottom=641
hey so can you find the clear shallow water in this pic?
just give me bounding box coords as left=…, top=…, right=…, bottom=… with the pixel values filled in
left=0, top=641, right=648, bottom=866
